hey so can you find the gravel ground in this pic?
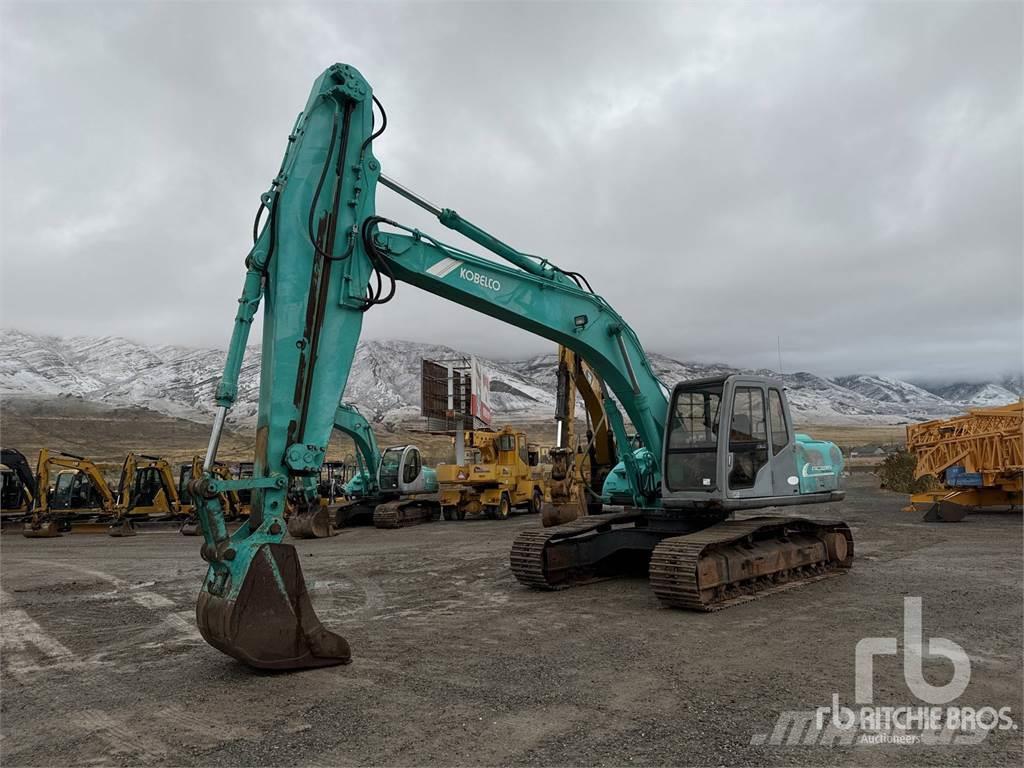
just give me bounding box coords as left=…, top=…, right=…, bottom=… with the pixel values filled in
left=2, top=474, right=1021, bottom=767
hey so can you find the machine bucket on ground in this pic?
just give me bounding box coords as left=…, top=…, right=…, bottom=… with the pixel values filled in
left=196, top=542, right=351, bottom=670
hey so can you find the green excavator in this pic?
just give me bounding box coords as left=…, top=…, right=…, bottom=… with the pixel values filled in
left=286, top=401, right=438, bottom=537
left=188, top=63, right=851, bottom=671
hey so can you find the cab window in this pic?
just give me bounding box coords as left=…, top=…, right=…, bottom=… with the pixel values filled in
left=768, top=389, right=789, bottom=455
left=665, top=383, right=722, bottom=492
left=729, top=387, right=768, bottom=489
left=403, top=449, right=420, bottom=483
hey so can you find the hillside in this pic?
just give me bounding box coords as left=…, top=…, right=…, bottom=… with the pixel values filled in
left=2, top=330, right=1019, bottom=430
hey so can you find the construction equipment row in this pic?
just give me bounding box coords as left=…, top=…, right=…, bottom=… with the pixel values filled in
left=0, top=450, right=251, bottom=537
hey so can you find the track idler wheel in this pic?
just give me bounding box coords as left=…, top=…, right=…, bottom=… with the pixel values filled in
left=22, top=521, right=60, bottom=538
left=196, top=542, right=351, bottom=670
left=286, top=505, right=333, bottom=539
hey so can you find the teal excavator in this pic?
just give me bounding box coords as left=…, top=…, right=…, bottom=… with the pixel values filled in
left=287, top=402, right=438, bottom=536
left=189, top=64, right=852, bottom=671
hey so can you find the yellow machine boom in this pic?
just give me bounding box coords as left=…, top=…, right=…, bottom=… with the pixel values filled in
left=905, top=400, right=1023, bottom=521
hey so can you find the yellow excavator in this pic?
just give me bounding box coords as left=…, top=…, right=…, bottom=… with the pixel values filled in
left=23, top=449, right=118, bottom=537
left=437, top=426, right=547, bottom=520
left=107, top=453, right=188, bottom=536
left=542, top=346, right=618, bottom=526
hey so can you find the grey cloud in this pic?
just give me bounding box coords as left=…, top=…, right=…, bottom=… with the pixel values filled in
left=1, top=0, right=1020, bottom=381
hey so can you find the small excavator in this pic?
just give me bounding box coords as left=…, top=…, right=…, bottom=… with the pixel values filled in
left=287, top=402, right=438, bottom=536
left=23, top=449, right=118, bottom=537
left=542, top=346, right=618, bottom=526
left=188, top=64, right=851, bottom=670
left=108, top=453, right=186, bottom=536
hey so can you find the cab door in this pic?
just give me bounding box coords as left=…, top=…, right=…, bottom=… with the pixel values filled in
left=398, top=446, right=424, bottom=493
left=766, top=387, right=800, bottom=497
left=724, top=382, right=773, bottom=500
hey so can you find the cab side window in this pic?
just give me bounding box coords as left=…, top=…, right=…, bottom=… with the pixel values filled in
left=729, top=387, right=768, bottom=489
left=403, top=450, right=420, bottom=483
left=768, top=389, right=789, bottom=455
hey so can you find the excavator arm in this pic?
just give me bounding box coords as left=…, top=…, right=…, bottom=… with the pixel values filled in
left=332, top=402, right=381, bottom=495
left=544, top=346, right=617, bottom=525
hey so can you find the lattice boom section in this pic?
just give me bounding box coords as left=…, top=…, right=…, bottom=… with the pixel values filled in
left=907, top=401, right=1023, bottom=484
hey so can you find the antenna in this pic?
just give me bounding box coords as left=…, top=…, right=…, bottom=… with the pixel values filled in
left=777, top=335, right=784, bottom=383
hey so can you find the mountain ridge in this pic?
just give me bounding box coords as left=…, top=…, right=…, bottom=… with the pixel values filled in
left=1, top=329, right=1019, bottom=428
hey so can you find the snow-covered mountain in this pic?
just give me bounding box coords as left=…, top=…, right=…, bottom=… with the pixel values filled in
left=0, top=329, right=1018, bottom=428
left=922, top=380, right=1024, bottom=408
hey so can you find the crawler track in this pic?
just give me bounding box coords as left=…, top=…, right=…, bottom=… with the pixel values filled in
left=372, top=499, right=438, bottom=529
left=509, top=512, right=644, bottom=589
left=649, top=517, right=854, bottom=611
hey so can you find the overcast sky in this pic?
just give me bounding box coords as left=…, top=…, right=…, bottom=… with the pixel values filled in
left=1, top=1, right=1021, bottom=382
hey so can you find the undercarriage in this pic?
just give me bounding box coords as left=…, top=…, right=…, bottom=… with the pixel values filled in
left=511, top=510, right=853, bottom=610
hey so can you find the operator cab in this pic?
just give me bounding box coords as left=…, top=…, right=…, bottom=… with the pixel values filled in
left=1, top=468, right=28, bottom=510
left=130, top=466, right=165, bottom=508
left=51, top=470, right=103, bottom=510
left=378, top=445, right=423, bottom=492
left=662, top=375, right=844, bottom=511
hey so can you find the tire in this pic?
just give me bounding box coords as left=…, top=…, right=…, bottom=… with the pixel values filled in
left=529, top=488, right=543, bottom=516
left=442, top=506, right=454, bottom=521
left=496, top=493, right=512, bottom=520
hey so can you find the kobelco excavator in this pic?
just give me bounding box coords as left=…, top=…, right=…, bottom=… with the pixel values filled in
left=189, top=64, right=851, bottom=671
left=287, top=401, right=437, bottom=536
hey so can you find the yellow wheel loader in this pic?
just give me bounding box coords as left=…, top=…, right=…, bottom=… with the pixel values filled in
left=437, top=426, right=548, bottom=521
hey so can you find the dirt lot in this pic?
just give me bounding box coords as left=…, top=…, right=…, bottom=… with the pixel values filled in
left=1, top=475, right=1021, bottom=767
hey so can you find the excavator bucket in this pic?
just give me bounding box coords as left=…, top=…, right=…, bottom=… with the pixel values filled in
left=541, top=500, right=584, bottom=528
left=196, top=542, right=351, bottom=670
left=922, top=501, right=969, bottom=523
left=286, top=505, right=333, bottom=539
left=179, top=518, right=199, bottom=536
left=22, top=521, right=60, bottom=538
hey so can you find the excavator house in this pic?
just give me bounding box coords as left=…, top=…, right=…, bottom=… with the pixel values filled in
left=188, top=63, right=853, bottom=671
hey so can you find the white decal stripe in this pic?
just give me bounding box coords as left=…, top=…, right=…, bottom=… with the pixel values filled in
left=427, top=257, right=463, bottom=278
